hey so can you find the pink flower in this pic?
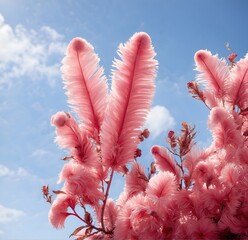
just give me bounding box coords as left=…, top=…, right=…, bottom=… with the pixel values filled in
left=125, top=162, right=148, bottom=197
left=49, top=194, right=76, bottom=229
left=95, top=199, right=117, bottom=231
left=208, top=107, right=242, bottom=148
left=151, top=145, right=181, bottom=181
left=193, top=160, right=219, bottom=188
left=59, top=162, right=104, bottom=205
left=146, top=171, right=177, bottom=210
left=187, top=217, right=218, bottom=240
left=115, top=194, right=163, bottom=240
left=220, top=163, right=242, bottom=186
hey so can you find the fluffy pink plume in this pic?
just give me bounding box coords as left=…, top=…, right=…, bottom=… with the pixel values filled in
left=44, top=33, right=248, bottom=239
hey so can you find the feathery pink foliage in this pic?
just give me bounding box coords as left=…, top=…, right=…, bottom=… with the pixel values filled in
left=49, top=194, right=77, bottom=229
left=194, top=50, right=229, bottom=100
left=100, top=32, right=157, bottom=171
left=61, top=37, right=108, bottom=139
left=124, top=162, right=148, bottom=197
left=45, top=33, right=248, bottom=239
left=58, top=162, right=104, bottom=205
left=151, top=145, right=180, bottom=181
left=228, top=53, right=248, bottom=109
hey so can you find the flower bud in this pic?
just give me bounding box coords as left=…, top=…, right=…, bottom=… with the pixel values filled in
left=168, top=130, right=175, bottom=138
left=51, top=112, right=68, bottom=127
left=142, top=128, right=150, bottom=138
left=228, top=52, right=237, bottom=63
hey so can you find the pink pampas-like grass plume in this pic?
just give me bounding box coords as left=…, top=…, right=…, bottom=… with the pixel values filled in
left=100, top=32, right=158, bottom=171
left=194, top=50, right=229, bottom=100
left=61, top=37, right=108, bottom=140
left=151, top=145, right=181, bottom=181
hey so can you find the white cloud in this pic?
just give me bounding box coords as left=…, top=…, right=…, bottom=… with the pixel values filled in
left=31, top=149, right=49, bottom=157
left=0, top=204, right=25, bottom=223
left=0, top=14, right=66, bottom=88
left=145, top=105, right=175, bottom=139
left=0, top=164, right=28, bottom=177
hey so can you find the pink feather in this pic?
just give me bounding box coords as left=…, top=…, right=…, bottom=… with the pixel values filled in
left=101, top=32, right=158, bottom=170
left=151, top=145, right=181, bottom=181
left=228, top=53, right=248, bottom=109
left=194, top=50, right=229, bottom=99
left=61, top=38, right=108, bottom=140
left=51, top=112, right=101, bottom=169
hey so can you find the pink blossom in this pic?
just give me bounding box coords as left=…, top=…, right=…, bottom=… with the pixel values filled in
left=146, top=171, right=177, bottom=210
left=125, top=163, right=148, bottom=197
left=151, top=145, right=181, bottom=181
left=220, top=163, right=242, bottom=186
left=59, top=162, right=104, bottom=205
left=115, top=194, right=163, bottom=240
left=49, top=194, right=76, bottom=228
left=186, top=217, right=218, bottom=240
left=99, top=199, right=117, bottom=232
left=208, top=107, right=243, bottom=148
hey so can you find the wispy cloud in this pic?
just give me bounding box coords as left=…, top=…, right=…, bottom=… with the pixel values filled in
left=0, top=164, right=28, bottom=177
left=145, top=105, right=175, bottom=139
left=0, top=204, right=25, bottom=223
left=31, top=149, right=50, bottom=158
left=0, top=14, right=66, bottom=88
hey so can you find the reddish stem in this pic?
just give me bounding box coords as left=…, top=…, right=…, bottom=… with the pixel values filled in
left=101, top=168, right=114, bottom=232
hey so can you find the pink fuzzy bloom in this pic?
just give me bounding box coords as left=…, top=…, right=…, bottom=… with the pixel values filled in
left=100, top=32, right=158, bottom=171
left=58, top=162, right=104, bottom=205
left=125, top=162, right=148, bottom=197
left=95, top=198, right=117, bottom=232
left=193, top=160, right=219, bottom=188
left=52, top=112, right=102, bottom=170
left=49, top=194, right=77, bottom=229
left=115, top=193, right=163, bottom=240
left=194, top=50, right=229, bottom=100
left=203, top=89, right=222, bottom=108
left=239, top=147, right=248, bottom=164
left=151, top=145, right=181, bottom=181
left=220, top=163, right=242, bottom=186
left=116, top=191, right=129, bottom=208
left=113, top=203, right=134, bottom=240
left=187, top=217, right=218, bottom=240
left=184, top=147, right=211, bottom=188
left=208, top=107, right=242, bottom=148
left=219, top=211, right=248, bottom=236
left=226, top=53, right=248, bottom=109
left=146, top=171, right=177, bottom=210
left=51, top=111, right=68, bottom=127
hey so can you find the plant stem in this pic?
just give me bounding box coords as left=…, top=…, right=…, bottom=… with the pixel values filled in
left=101, top=168, right=114, bottom=232
left=70, top=208, right=103, bottom=233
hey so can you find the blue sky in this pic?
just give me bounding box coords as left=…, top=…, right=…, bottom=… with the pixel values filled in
left=0, top=0, right=247, bottom=239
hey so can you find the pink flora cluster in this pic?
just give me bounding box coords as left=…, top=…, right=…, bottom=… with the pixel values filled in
left=44, top=32, right=248, bottom=239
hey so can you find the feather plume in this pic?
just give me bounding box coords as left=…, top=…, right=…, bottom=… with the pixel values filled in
left=194, top=50, right=229, bottom=99
left=101, top=32, right=158, bottom=170
left=228, top=54, right=248, bottom=109
left=61, top=38, right=108, bottom=140
left=151, top=145, right=181, bottom=181
left=51, top=112, right=101, bottom=169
